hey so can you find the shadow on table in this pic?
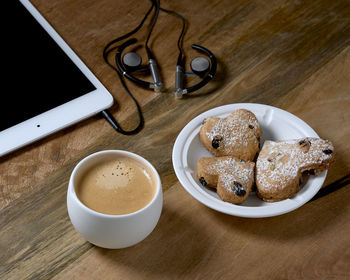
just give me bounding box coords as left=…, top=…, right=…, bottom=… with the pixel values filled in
left=205, top=174, right=349, bottom=242
left=94, top=204, right=212, bottom=277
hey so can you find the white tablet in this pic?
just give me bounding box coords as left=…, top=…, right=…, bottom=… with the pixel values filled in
left=0, top=0, right=114, bottom=156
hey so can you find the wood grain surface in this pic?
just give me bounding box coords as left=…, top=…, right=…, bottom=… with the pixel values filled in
left=1, top=0, right=350, bottom=279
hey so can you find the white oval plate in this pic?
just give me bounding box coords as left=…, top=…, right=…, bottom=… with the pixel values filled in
left=172, top=103, right=327, bottom=218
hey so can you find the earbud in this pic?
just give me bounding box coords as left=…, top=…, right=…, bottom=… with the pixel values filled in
left=174, top=44, right=217, bottom=98
left=116, top=38, right=163, bottom=92
left=190, top=56, right=210, bottom=76
left=122, top=52, right=142, bottom=71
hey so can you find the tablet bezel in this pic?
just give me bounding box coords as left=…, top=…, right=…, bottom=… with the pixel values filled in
left=0, top=0, right=114, bottom=157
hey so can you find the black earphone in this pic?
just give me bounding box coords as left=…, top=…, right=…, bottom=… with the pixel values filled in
left=116, top=39, right=217, bottom=98
left=174, top=44, right=217, bottom=98
left=115, top=38, right=163, bottom=92
left=102, top=0, right=217, bottom=134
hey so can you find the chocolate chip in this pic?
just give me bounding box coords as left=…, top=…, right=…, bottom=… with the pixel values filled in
left=199, top=177, right=207, bottom=186
left=232, top=181, right=246, bottom=196
left=212, top=135, right=223, bottom=149
left=249, top=124, right=254, bottom=129
left=323, top=149, right=333, bottom=155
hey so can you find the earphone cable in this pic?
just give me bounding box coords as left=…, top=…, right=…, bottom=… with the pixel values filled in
left=145, top=0, right=160, bottom=59
left=102, top=47, right=144, bottom=135
left=146, top=0, right=186, bottom=66
left=103, top=2, right=155, bottom=59
left=159, top=6, right=186, bottom=66
left=101, top=1, right=156, bottom=135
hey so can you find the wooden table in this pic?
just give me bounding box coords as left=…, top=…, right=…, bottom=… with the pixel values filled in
left=1, top=0, right=350, bottom=279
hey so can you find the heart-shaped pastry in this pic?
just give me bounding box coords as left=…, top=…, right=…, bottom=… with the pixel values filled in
left=199, top=109, right=261, bottom=161
left=197, top=156, right=255, bottom=204
left=256, top=137, right=335, bottom=202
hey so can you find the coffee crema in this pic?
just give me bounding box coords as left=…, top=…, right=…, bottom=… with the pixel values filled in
left=76, top=157, right=156, bottom=215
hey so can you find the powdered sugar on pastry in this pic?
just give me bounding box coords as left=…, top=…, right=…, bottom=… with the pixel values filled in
left=205, top=116, right=259, bottom=148
left=256, top=137, right=335, bottom=202
left=197, top=156, right=255, bottom=204
left=200, top=109, right=262, bottom=161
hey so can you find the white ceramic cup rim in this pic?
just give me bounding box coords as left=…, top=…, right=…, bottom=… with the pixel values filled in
left=69, top=150, right=162, bottom=219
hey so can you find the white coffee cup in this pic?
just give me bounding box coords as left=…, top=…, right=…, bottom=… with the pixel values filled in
left=67, top=150, right=163, bottom=249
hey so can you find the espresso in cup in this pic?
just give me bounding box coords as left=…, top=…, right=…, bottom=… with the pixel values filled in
left=67, top=150, right=163, bottom=249
left=76, top=157, right=156, bottom=215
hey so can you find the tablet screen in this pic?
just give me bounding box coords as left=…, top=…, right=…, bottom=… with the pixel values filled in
left=2, top=1, right=96, bottom=131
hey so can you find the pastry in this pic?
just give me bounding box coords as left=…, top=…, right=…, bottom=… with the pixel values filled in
left=199, top=109, right=261, bottom=161
left=256, top=137, right=335, bottom=202
left=197, top=156, right=255, bottom=204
